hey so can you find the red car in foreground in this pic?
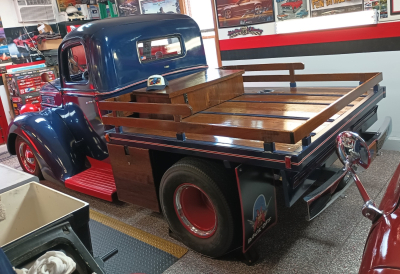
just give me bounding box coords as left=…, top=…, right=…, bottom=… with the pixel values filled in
left=335, top=129, right=400, bottom=274
left=13, top=32, right=38, bottom=51
left=359, top=162, right=400, bottom=273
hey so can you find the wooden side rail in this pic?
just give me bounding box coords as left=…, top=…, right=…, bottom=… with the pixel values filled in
left=98, top=101, right=193, bottom=116
left=223, top=63, right=304, bottom=87
left=292, top=73, right=383, bottom=143
left=242, top=73, right=378, bottom=83
left=101, top=116, right=294, bottom=144
left=99, top=101, right=294, bottom=146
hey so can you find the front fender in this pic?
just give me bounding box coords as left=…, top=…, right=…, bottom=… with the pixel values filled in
left=7, top=108, right=86, bottom=182
left=55, top=103, right=108, bottom=160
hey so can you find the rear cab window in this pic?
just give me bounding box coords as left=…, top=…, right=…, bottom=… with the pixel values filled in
left=64, top=44, right=89, bottom=84
left=137, top=36, right=182, bottom=63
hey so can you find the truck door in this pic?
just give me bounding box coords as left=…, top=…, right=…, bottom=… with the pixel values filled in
left=59, top=40, right=105, bottom=141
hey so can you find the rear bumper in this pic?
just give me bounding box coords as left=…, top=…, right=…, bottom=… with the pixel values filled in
left=303, top=116, right=392, bottom=220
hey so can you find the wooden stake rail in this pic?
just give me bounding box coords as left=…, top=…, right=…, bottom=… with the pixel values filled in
left=99, top=65, right=382, bottom=146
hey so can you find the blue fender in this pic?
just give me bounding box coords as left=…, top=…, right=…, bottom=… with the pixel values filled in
left=55, top=103, right=109, bottom=160
left=7, top=108, right=86, bottom=182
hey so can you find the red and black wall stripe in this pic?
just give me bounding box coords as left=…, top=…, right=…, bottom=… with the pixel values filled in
left=219, top=21, right=400, bottom=60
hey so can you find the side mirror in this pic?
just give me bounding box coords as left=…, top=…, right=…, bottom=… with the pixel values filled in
left=41, top=73, right=51, bottom=83
left=336, top=131, right=382, bottom=221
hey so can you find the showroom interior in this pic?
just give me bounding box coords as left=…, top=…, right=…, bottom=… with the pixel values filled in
left=0, top=0, right=400, bottom=273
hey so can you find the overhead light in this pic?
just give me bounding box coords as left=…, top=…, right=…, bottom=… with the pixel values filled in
left=276, top=10, right=379, bottom=34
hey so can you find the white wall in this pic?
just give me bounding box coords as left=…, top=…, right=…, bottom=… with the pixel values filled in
left=0, top=0, right=59, bottom=28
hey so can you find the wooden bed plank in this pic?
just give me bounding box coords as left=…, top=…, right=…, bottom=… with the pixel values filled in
left=202, top=101, right=351, bottom=120
left=243, top=87, right=367, bottom=95
left=231, top=94, right=363, bottom=105
left=184, top=113, right=307, bottom=131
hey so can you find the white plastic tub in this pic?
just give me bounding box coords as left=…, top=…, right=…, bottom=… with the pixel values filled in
left=0, top=182, right=88, bottom=247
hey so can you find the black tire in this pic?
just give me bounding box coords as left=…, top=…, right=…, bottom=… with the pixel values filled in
left=160, top=157, right=239, bottom=257
left=15, top=136, right=43, bottom=179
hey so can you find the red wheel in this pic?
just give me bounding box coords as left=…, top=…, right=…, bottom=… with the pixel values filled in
left=174, top=183, right=217, bottom=238
left=160, top=157, right=240, bottom=257
left=15, top=136, right=42, bottom=178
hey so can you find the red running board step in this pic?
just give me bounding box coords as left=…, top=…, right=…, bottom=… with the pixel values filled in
left=65, top=157, right=116, bottom=202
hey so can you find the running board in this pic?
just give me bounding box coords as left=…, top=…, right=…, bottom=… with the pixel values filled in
left=303, top=169, right=352, bottom=221
left=65, top=157, right=117, bottom=202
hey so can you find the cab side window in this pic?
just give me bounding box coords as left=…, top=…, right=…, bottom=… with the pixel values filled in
left=65, top=44, right=89, bottom=84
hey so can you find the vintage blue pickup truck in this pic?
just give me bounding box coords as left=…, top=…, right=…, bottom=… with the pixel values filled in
left=6, top=14, right=392, bottom=260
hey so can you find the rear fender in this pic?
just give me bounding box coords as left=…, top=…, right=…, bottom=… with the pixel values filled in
left=7, top=109, right=86, bottom=182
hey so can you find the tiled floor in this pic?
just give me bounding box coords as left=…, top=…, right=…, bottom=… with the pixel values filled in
left=2, top=145, right=399, bottom=274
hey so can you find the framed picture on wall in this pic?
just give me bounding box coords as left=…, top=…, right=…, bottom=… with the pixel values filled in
left=391, top=0, right=400, bottom=14
left=139, top=0, right=181, bottom=14
left=309, top=0, right=363, bottom=17
left=215, top=0, right=275, bottom=28
left=117, top=0, right=141, bottom=16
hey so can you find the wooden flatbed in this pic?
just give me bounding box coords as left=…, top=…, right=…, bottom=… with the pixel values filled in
left=98, top=63, right=386, bottom=210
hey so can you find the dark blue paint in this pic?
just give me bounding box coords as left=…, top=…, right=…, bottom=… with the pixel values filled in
left=7, top=14, right=207, bottom=184
left=62, top=14, right=207, bottom=93
left=8, top=109, right=86, bottom=181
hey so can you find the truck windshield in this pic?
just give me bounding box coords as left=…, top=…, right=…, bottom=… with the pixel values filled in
left=137, top=36, right=182, bottom=63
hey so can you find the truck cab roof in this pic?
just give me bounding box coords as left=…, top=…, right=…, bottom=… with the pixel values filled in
left=60, top=14, right=207, bottom=95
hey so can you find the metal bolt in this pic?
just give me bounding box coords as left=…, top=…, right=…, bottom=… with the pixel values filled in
left=128, top=162, right=131, bottom=165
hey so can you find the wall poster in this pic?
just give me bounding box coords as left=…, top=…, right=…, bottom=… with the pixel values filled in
left=0, top=17, right=12, bottom=65
left=117, top=0, right=141, bottom=16
left=215, top=0, right=274, bottom=28
left=276, top=0, right=309, bottom=21
left=392, top=0, right=400, bottom=14
left=140, top=0, right=181, bottom=14
left=4, top=26, right=45, bottom=65
left=310, top=0, right=363, bottom=17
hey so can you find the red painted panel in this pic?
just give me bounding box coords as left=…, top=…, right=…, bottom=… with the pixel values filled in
left=219, top=21, right=400, bottom=51
left=0, top=97, right=8, bottom=145
left=359, top=163, right=400, bottom=274
left=65, top=157, right=117, bottom=201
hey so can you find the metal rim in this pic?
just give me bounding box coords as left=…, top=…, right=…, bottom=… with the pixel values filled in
left=225, top=10, right=232, bottom=19
left=174, top=183, right=217, bottom=238
left=19, top=141, right=36, bottom=174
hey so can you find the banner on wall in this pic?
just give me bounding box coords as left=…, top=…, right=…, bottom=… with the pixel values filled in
left=215, top=0, right=275, bottom=28
left=4, top=26, right=45, bottom=65
left=0, top=17, right=12, bottom=65
left=117, top=0, right=141, bottom=16
left=276, top=0, right=309, bottom=21
left=140, top=0, right=181, bottom=14
left=310, top=0, right=363, bottom=17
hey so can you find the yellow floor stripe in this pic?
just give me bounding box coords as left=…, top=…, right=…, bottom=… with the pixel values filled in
left=90, top=210, right=188, bottom=258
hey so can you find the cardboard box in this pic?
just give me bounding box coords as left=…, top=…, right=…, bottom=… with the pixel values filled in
left=37, top=23, right=53, bottom=34
left=37, top=39, right=63, bottom=51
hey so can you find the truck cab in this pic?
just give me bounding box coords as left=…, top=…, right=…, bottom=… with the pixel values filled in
left=7, top=14, right=207, bottom=198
